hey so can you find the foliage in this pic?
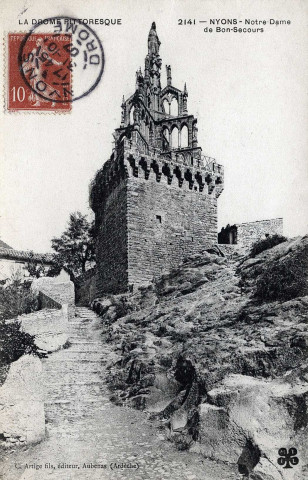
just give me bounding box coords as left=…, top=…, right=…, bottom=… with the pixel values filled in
left=0, top=320, right=38, bottom=366
left=255, top=249, right=308, bottom=301
left=51, top=212, right=96, bottom=279
left=0, top=272, right=39, bottom=368
left=0, top=272, right=38, bottom=321
left=250, top=234, right=287, bottom=258
left=25, top=251, right=48, bottom=278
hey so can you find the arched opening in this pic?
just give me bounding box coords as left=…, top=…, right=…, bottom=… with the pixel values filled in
left=145, top=116, right=149, bottom=142
left=170, top=97, right=178, bottom=116
left=162, top=127, right=170, bottom=150
left=171, top=126, right=179, bottom=148
left=181, top=124, right=188, bottom=148
left=163, top=99, right=170, bottom=115
left=129, top=106, right=135, bottom=125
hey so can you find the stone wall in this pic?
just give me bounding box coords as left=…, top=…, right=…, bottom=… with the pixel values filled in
left=0, top=355, right=45, bottom=447
left=31, top=276, right=75, bottom=317
left=218, top=218, right=283, bottom=251
left=237, top=218, right=283, bottom=250
left=17, top=305, right=69, bottom=352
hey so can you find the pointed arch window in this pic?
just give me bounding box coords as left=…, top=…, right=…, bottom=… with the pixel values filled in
left=163, top=99, right=169, bottom=115
left=170, top=97, right=178, bottom=116
left=171, top=126, right=179, bottom=148
left=129, top=106, right=135, bottom=125
left=181, top=125, right=188, bottom=148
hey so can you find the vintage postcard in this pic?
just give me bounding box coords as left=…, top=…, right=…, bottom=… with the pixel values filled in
left=0, top=1, right=307, bottom=479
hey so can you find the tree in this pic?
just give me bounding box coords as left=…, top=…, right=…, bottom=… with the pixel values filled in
left=25, top=251, right=48, bottom=278
left=51, top=212, right=96, bottom=279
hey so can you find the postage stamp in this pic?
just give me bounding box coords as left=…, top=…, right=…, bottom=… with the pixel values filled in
left=7, top=17, right=105, bottom=112
left=8, top=33, right=72, bottom=111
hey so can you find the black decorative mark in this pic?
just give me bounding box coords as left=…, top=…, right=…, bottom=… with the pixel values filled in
left=277, top=448, right=299, bottom=469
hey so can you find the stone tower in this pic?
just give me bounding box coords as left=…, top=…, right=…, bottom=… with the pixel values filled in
left=90, top=22, right=224, bottom=295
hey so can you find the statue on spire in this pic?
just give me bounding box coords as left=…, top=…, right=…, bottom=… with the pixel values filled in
left=148, top=22, right=161, bottom=55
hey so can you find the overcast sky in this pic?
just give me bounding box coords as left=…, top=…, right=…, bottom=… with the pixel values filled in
left=1, top=0, right=307, bottom=252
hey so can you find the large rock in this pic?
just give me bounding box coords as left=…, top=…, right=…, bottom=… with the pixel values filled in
left=194, top=374, right=308, bottom=479
left=18, top=305, right=69, bottom=352
left=0, top=355, right=45, bottom=446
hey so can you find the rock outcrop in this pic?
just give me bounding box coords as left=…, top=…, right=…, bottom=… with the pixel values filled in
left=93, top=235, right=308, bottom=478
left=0, top=355, right=45, bottom=447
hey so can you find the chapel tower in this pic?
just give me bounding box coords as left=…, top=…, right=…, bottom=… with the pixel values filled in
left=90, top=22, right=224, bottom=294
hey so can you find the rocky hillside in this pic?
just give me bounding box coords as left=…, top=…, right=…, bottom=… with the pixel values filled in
left=93, top=236, right=308, bottom=480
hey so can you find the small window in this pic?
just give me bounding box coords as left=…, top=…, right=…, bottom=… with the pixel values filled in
left=156, top=215, right=162, bottom=223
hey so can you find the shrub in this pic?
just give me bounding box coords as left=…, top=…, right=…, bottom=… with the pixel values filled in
left=0, top=273, right=38, bottom=321
left=0, top=320, right=38, bottom=366
left=255, top=250, right=308, bottom=301
left=250, top=234, right=287, bottom=258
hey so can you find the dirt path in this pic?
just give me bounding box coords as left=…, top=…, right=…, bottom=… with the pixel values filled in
left=1, top=308, right=237, bottom=480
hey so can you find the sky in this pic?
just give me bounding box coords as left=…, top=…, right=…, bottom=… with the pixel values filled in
left=1, top=0, right=307, bottom=253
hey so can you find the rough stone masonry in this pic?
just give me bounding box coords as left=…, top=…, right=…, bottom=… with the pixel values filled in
left=90, top=22, right=224, bottom=295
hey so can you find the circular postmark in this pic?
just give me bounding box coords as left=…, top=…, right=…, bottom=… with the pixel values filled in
left=18, top=16, right=105, bottom=103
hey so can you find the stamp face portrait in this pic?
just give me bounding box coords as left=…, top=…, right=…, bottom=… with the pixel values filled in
left=8, top=33, right=72, bottom=111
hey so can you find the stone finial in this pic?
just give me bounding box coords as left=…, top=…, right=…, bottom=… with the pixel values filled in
left=183, top=83, right=188, bottom=113
left=166, top=65, right=172, bottom=86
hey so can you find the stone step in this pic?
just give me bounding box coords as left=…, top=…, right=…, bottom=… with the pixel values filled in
left=44, top=371, right=103, bottom=381
left=42, top=363, right=101, bottom=375
left=45, top=382, right=104, bottom=400
left=46, top=351, right=103, bottom=359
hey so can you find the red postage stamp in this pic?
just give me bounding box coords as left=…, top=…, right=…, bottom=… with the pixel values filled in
left=7, top=33, right=72, bottom=112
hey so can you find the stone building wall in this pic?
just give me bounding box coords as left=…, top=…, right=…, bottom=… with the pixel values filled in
left=218, top=218, right=283, bottom=251
left=237, top=218, right=283, bottom=250
left=95, top=181, right=128, bottom=294
left=94, top=171, right=218, bottom=294
left=127, top=174, right=217, bottom=288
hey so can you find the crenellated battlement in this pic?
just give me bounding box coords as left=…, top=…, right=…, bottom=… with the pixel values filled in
left=90, top=135, right=224, bottom=214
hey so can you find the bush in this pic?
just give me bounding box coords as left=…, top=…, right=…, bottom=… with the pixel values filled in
left=255, top=250, right=308, bottom=301
left=250, top=234, right=287, bottom=258
left=0, top=274, right=38, bottom=321
left=0, top=320, right=38, bottom=366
